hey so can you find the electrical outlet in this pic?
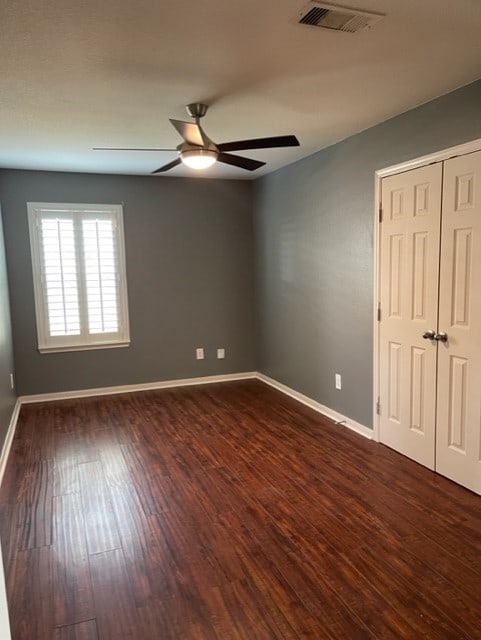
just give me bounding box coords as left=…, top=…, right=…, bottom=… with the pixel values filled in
left=9, top=373, right=14, bottom=390
left=196, top=348, right=205, bottom=360
left=217, top=348, right=225, bottom=359
left=335, top=373, right=342, bottom=390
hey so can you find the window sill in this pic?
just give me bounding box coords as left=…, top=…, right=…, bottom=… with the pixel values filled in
left=38, top=341, right=130, bottom=354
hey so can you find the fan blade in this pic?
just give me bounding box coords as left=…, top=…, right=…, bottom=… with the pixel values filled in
left=93, top=147, right=174, bottom=151
left=217, top=135, right=299, bottom=153
left=169, top=120, right=206, bottom=146
left=216, top=152, right=265, bottom=171
left=151, top=158, right=182, bottom=174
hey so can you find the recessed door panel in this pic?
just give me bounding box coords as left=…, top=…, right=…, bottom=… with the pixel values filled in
left=390, top=189, right=405, bottom=219
left=414, top=183, right=430, bottom=216
left=389, top=235, right=404, bottom=318
left=412, top=232, right=428, bottom=321
left=447, top=356, right=467, bottom=453
left=451, top=228, right=472, bottom=327
left=410, top=347, right=426, bottom=434
left=388, top=342, right=402, bottom=422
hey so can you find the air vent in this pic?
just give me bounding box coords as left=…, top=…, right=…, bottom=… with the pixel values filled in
left=298, top=2, right=384, bottom=33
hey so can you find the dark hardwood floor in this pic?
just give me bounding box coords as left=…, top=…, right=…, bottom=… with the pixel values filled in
left=1, top=379, right=481, bottom=639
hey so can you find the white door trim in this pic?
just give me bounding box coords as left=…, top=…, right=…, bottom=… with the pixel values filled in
left=372, top=136, right=481, bottom=443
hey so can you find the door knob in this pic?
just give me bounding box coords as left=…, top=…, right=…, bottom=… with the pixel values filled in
left=422, top=330, right=436, bottom=340
left=435, top=332, right=448, bottom=342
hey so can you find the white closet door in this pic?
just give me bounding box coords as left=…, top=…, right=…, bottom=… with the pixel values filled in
left=379, top=164, right=442, bottom=469
left=436, top=150, right=481, bottom=494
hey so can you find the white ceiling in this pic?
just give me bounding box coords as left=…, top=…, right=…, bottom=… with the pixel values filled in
left=2, top=0, right=481, bottom=179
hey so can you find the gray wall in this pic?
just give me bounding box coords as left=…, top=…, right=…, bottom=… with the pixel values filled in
left=254, top=80, right=481, bottom=429
left=0, top=171, right=256, bottom=395
left=0, top=207, right=16, bottom=447
left=2, top=81, right=481, bottom=415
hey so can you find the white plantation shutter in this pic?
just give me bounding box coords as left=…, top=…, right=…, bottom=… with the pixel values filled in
left=82, top=218, right=119, bottom=334
left=40, top=217, right=81, bottom=336
left=28, top=203, right=130, bottom=352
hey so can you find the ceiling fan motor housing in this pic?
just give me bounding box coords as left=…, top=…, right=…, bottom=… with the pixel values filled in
left=186, top=103, right=208, bottom=119
left=177, top=140, right=218, bottom=153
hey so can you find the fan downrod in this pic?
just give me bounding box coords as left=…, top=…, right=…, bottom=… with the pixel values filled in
left=186, top=103, right=208, bottom=119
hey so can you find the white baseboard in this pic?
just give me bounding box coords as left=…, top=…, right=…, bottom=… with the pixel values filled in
left=0, top=399, right=21, bottom=487
left=19, top=371, right=257, bottom=404
left=17, top=371, right=372, bottom=441
left=256, top=373, right=372, bottom=440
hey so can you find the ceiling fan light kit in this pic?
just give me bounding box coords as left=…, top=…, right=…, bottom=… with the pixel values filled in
left=180, top=147, right=218, bottom=170
left=94, top=103, right=300, bottom=174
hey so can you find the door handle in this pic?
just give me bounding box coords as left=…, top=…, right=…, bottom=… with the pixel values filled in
left=435, top=332, right=448, bottom=342
left=422, top=330, right=436, bottom=340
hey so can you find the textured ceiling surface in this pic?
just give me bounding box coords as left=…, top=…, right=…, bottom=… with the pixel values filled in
left=2, top=0, right=481, bottom=179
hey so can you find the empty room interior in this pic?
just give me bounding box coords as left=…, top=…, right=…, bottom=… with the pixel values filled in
left=1, top=1, right=481, bottom=638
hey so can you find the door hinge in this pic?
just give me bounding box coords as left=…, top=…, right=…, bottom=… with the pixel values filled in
left=377, top=304, right=381, bottom=322
left=376, top=398, right=381, bottom=415
left=378, top=205, right=383, bottom=223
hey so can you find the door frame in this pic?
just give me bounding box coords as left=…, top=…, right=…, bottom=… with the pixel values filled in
left=372, top=136, right=481, bottom=442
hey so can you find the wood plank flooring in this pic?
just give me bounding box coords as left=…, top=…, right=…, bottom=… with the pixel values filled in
left=1, top=379, right=481, bottom=639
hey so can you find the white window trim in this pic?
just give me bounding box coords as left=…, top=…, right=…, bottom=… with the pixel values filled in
left=27, top=202, right=130, bottom=353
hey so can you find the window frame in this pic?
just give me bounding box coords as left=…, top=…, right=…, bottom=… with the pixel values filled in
left=27, top=202, right=130, bottom=353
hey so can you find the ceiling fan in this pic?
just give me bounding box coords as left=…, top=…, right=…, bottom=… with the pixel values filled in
left=94, top=103, right=300, bottom=174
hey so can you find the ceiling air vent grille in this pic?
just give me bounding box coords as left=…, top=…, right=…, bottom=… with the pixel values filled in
left=298, top=2, right=384, bottom=33
left=300, top=7, right=330, bottom=26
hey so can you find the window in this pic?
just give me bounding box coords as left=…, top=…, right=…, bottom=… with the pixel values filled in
left=28, top=203, right=130, bottom=353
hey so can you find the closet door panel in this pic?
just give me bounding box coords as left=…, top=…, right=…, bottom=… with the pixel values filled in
left=379, top=164, right=442, bottom=468
left=437, top=150, right=481, bottom=494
